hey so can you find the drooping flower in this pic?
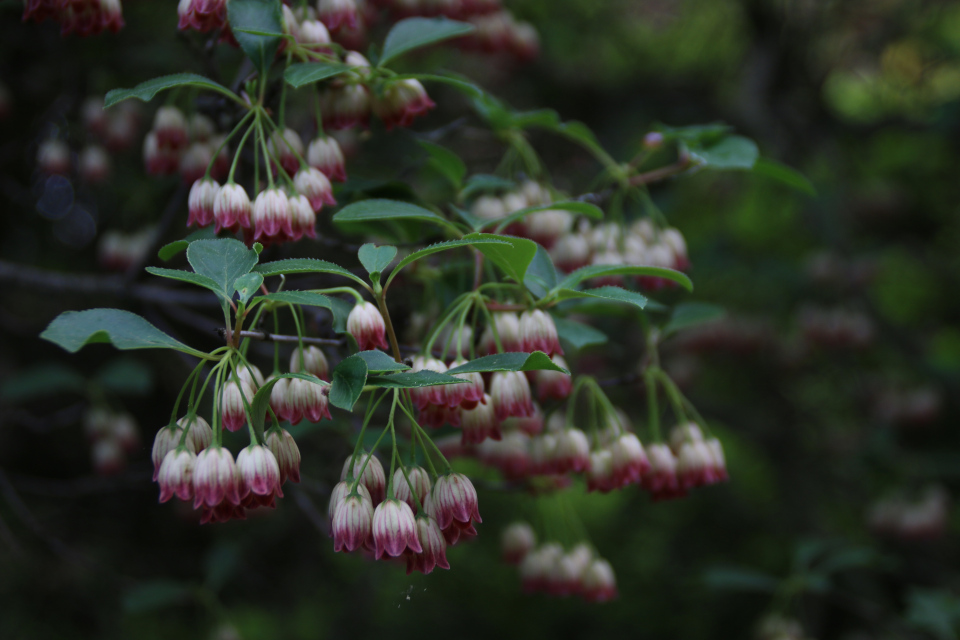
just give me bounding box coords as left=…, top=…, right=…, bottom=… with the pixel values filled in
left=460, top=394, right=502, bottom=445
left=219, top=379, right=254, bottom=432
left=192, top=446, right=243, bottom=510
left=333, top=491, right=374, bottom=552
left=490, top=371, right=534, bottom=421
left=347, top=301, right=389, bottom=351
left=519, top=309, right=563, bottom=356
left=158, top=448, right=196, bottom=503
left=535, top=355, right=572, bottom=401
left=236, top=444, right=282, bottom=508
left=392, top=466, right=431, bottom=513
left=214, top=182, right=252, bottom=232
left=289, top=345, right=330, bottom=381
left=340, top=451, right=386, bottom=505
left=265, top=428, right=301, bottom=485
left=187, top=177, right=219, bottom=228
left=405, top=515, right=450, bottom=575
left=501, top=521, right=536, bottom=565
left=373, top=79, right=436, bottom=130
left=307, top=135, right=347, bottom=182
left=372, top=499, right=422, bottom=558
left=252, top=188, right=293, bottom=242
left=293, top=166, right=336, bottom=212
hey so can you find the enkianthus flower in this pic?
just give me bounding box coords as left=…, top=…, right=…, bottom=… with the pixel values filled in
left=408, top=356, right=448, bottom=409
left=479, top=312, right=522, bottom=354
left=586, top=449, right=616, bottom=493
left=704, top=437, right=729, bottom=483
left=214, top=182, right=252, bottom=232
left=548, top=543, right=593, bottom=596
left=92, top=438, right=124, bottom=476
left=178, top=414, right=214, bottom=453
left=187, top=177, right=219, bottom=228
left=293, top=166, right=336, bottom=212
left=460, top=394, right=501, bottom=445
left=610, top=432, right=649, bottom=487
left=289, top=376, right=332, bottom=423
left=529, top=433, right=559, bottom=475
left=535, top=355, right=572, bottom=401
left=297, top=18, right=332, bottom=47
left=320, top=83, right=370, bottom=130
left=177, top=0, right=227, bottom=32
left=236, top=444, right=283, bottom=508
left=501, top=521, right=536, bottom=565
left=316, top=0, right=359, bottom=31
left=643, top=443, right=685, bottom=501
left=289, top=345, right=330, bottom=380
left=280, top=4, right=299, bottom=44
left=188, top=113, right=215, bottom=142
left=307, top=135, right=347, bottom=182
left=430, top=472, right=482, bottom=543
left=501, top=402, right=544, bottom=435
left=178, top=142, right=213, bottom=184
left=520, top=543, right=563, bottom=593
left=445, top=358, right=485, bottom=409
left=269, top=127, right=304, bottom=176
left=252, top=187, right=293, bottom=242
left=676, top=439, right=716, bottom=490
left=333, top=491, right=374, bottom=552
left=470, top=195, right=506, bottom=221
left=37, top=138, right=70, bottom=175
left=192, top=446, right=242, bottom=510
left=662, top=227, right=690, bottom=270
left=268, top=377, right=299, bottom=425
left=418, top=403, right=462, bottom=429
left=78, top=145, right=110, bottom=183
left=152, top=106, right=189, bottom=149
left=392, top=466, right=431, bottom=513
left=287, top=193, right=317, bottom=241
left=668, top=421, right=703, bottom=454
left=550, top=231, right=592, bottom=272
left=151, top=425, right=184, bottom=481
left=509, top=20, right=540, bottom=60
left=236, top=363, right=265, bottom=389
left=406, top=515, right=450, bottom=575
left=265, top=428, right=301, bottom=485
left=373, top=79, right=436, bottom=130
left=219, top=379, right=254, bottom=432
left=552, top=428, right=590, bottom=473
left=158, top=448, right=197, bottom=503
left=580, top=558, right=618, bottom=602
left=340, top=451, right=386, bottom=505
left=372, top=498, right=422, bottom=558
left=477, top=431, right=532, bottom=479
left=490, top=371, right=534, bottom=420
left=523, top=209, right=572, bottom=248
left=327, top=479, right=372, bottom=527
left=347, top=300, right=389, bottom=351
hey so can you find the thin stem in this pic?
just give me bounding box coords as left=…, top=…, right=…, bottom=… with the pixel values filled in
left=206, top=110, right=255, bottom=181
left=228, top=121, right=256, bottom=184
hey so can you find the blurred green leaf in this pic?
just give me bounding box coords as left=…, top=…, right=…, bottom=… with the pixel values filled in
left=663, top=302, right=725, bottom=336
left=690, top=135, right=758, bottom=169
left=554, top=316, right=608, bottom=350
left=95, top=358, right=154, bottom=396
left=459, top=174, right=515, bottom=201
left=228, top=0, right=283, bottom=72
left=905, top=588, right=960, bottom=640
left=104, top=74, right=236, bottom=108
left=557, top=264, right=692, bottom=292
left=419, top=140, right=466, bottom=189
left=0, top=363, right=85, bottom=402
left=752, top=158, right=816, bottom=195
left=122, top=581, right=192, bottom=614
left=524, top=245, right=560, bottom=299
left=283, top=62, right=350, bottom=88
left=203, top=542, right=241, bottom=593
left=702, top=566, right=779, bottom=593
left=379, top=17, right=474, bottom=66
left=334, top=199, right=461, bottom=234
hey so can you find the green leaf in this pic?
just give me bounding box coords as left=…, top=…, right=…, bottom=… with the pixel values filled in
left=702, top=567, right=779, bottom=593
left=655, top=122, right=732, bottom=145
left=356, top=350, right=410, bottom=373
left=690, top=135, right=759, bottom=170
left=553, top=286, right=648, bottom=310
left=186, top=239, right=259, bottom=298
left=95, top=358, right=154, bottom=395
left=254, top=258, right=368, bottom=287
left=663, top=302, right=725, bottom=336
left=419, top=140, right=466, bottom=189
left=104, top=73, right=237, bottom=109
left=379, top=17, right=475, bottom=66
left=203, top=542, right=241, bottom=593
left=385, top=237, right=511, bottom=289
left=446, top=351, right=567, bottom=375
left=0, top=363, right=86, bottom=402
left=228, top=0, right=283, bottom=72
left=233, top=273, right=263, bottom=304
left=283, top=62, right=351, bottom=88
left=329, top=355, right=368, bottom=411
left=334, top=199, right=461, bottom=234
left=254, top=291, right=350, bottom=329
left=459, top=174, right=515, bottom=201
left=524, top=244, right=560, bottom=299
left=554, top=316, right=608, bottom=350
left=450, top=205, right=485, bottom=231
left=905, top=589, right=960, bottom=640
left=490, top=201, right=604, bottom=233
left=122, top=581, right=192, bottom=614
left=158, top=227, right=217, bottom=261
left=249, top=372, right=326, bottom=434
left=463, top=232, right=537, bottom=283
left=367, top=370, right=465, bottom=388
left=41, top=309, right=208, bottom=358
left=145, top=267, right=223, bottom=298
left=557, top=264, right=693, bottom=292
left=358, top=243, right=398, bottom=279
left=752, top=158, right=816, bottom=195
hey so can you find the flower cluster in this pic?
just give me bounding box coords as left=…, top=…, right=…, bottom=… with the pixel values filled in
left=867, top=485, right=949, bottom=540
left=268, top=349, right=334, bottom=425
left=84, top=407, right=139, bottom=475
left=152, top=410, right=303, bottom=524
left=501, top=526, right=618, bottom=603
left=329, top=450, right=481, bottom=575
left=23, top=0, right=124, bottom=37
left=143, top=106, right=229, bottom=183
